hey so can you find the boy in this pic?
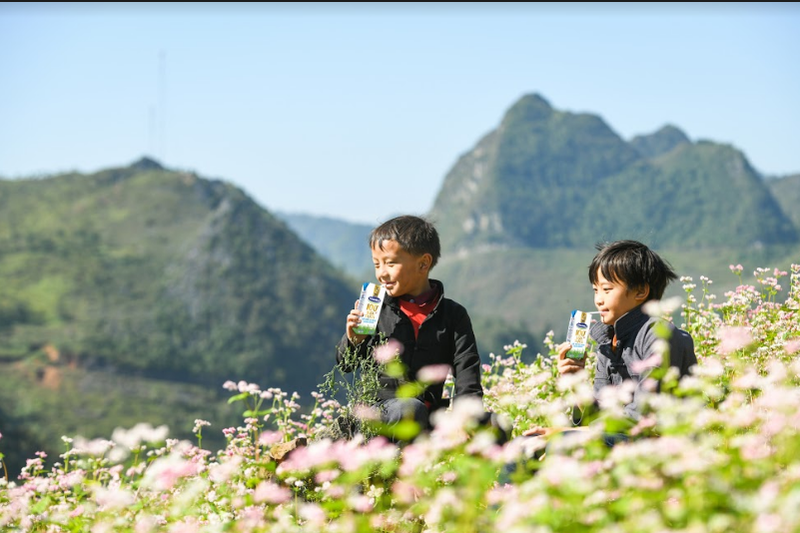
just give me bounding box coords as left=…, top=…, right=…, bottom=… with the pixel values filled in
left=527, top=240, right=697, bottom=437
left=336, top=215, right=484, bottom=433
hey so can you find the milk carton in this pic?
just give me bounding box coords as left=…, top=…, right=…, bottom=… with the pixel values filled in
left=353, top=282, right=386, bottom=335
left=566, top=309, right=593, bottom=359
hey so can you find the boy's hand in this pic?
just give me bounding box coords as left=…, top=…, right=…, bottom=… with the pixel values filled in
left=522, top=425, right=590, bottom=437
left=522, top=425, right=560, bottom=437
left=346, top=300, right=368, bottom=345
left=556, top=341, right=586, bottom=375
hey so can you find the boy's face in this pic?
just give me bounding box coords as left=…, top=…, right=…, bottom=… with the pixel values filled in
left=592, top=269, right=648, bottom=326
left=371, top=239, right=431, bottom=298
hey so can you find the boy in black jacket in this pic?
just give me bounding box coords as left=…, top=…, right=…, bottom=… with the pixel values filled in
left=336, top=215, right=484, bottom=433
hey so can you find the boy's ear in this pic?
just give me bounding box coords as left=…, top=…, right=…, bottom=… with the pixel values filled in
left=418, top=253, right=433, bottom=272
left=633, top=284, right=650, bottom=302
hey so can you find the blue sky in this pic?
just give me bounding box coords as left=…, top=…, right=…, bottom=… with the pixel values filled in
left=2, top=2, right=799, bottom=224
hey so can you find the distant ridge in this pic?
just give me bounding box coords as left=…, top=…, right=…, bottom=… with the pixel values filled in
left=630, top=125, right=691, bottom=159
left=131, top=156, right=165, bottom=171
left=429, top=93, right=797, bottom=252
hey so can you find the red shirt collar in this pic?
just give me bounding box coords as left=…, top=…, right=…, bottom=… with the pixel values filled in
left=400, top=283, right=439, bottom=307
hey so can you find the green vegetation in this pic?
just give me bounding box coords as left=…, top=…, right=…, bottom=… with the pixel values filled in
left=0, top=159, right=356, bottom=472
left=0, top=361, right=239, bottom=477
left=2, top=263, right=799, bottom=531
left=582, top=142, right=797, bottom=248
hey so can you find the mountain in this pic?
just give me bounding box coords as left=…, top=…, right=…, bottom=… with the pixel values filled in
left=0, top=159, right=356, bottom=473
left=426, top=94, right=799, bottom=352
left=429, top=93, right=797, bottom=253
left=0, top=158, right=354, bottom=392
left=580, top=140, right=797, bottom=248
left=766, top=173, right=800, bottom=231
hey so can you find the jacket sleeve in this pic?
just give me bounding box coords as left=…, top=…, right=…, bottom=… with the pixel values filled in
left=450, top=305, right=484, bottom=402
left=669, top=328, right=697, bottom=377
left=638, top=321, right=697, bottom=378
left=626, top=320, right=696, bottom=420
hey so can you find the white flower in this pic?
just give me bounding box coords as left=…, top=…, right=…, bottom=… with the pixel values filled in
left=643, top=296, right=683, bottom=317
left=417, top=364, right=452, bottom=384
left=112, top=423, right=169, bottom=450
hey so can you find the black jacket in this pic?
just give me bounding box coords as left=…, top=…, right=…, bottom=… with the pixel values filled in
left=336, top=280, right=484, bottom=412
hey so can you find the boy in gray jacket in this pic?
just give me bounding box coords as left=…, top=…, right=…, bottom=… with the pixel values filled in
left=527, top=240, right=697, bottom=438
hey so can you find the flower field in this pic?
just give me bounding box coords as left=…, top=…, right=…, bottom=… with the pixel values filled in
left=1, top=264, right=799, bottom=532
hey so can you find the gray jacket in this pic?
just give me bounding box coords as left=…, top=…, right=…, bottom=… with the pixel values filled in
left=589, top=306, right=697, bottom=420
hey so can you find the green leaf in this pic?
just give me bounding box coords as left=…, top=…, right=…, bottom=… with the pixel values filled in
left=242, top=409, right=271, bottom=418
left=227, top=392, right=250, bottom=404
left=653, top=320, right=672, bottom=339
left=396, top=382, right=425, bottom=399
left=384, top=361, right=406, bottom=378
left=388, top=420, right=421, bottom=441
left=602, top=416, right=635, bottom=434
left=30, top=496, right=53, bottom=515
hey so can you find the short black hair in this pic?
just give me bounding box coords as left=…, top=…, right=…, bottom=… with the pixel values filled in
left=369, top=215, right=441, bottom=269
left=588, top=240, right=677, bottom=301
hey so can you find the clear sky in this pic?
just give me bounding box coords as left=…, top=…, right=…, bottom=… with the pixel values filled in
left=2, top=2, right=799, bottom=225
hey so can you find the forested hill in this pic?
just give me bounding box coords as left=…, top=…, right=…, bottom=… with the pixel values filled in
left=0, top=158, right=354, bottom=396
left=428, top=93, right=798, bottom=254
left=767, top=173, right=800, bottom=231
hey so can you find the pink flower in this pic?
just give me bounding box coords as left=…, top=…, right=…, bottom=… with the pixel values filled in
left=352, top=403, right=380, bottom=421
left=315, top=469, right=340, bottom=483
left=349, top=494, right=373, bottom=513
left=253, top=480, right=292, bottom=505
left=398, top=443, right=430, bottom=477
left=717, top=326, right=753, bottom=355
left=142, top=453, right=200, bottom=490
left=374, top=338, right=403, bottom=364
left=392, top=480, right=423, bottom=504
left=784, top=339, right=800, bottom=355
left=258, top=430, right=284, bottom=446
left=238, top=381, right=261, bottom=394
left=94, top=486, right=135, bottom=510
left=417, top=364, right=452, bottom=384
left=192, top=419, right=210, bottom=433
left=169, top=518, right=203, bottom=533
left=630, top=353, right=662, bottom=374
left=298, top=503, right=327, bottom=526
